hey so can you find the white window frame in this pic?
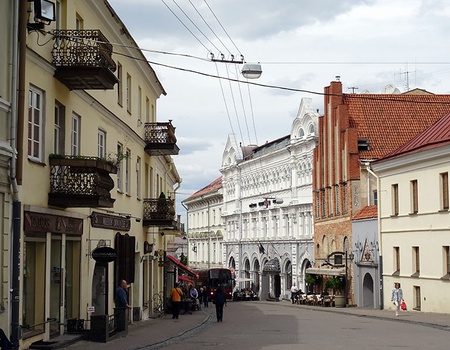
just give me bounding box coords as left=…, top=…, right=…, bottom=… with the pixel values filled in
left=71, top=113, right=81, bottom=156
left=126, top=73, right=131, bottom=114
left=136, top=156, right=141, bottom=199
left=28, top=86, right=44, bottom=161
left=125, top=148, right=131, bottom=195
left=98, top=129, right=106, bottom=158
left=54, top=104, right=61, bottom=154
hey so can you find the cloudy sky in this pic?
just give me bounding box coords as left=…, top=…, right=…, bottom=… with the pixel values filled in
left=108, top=0, right=450, bottom=214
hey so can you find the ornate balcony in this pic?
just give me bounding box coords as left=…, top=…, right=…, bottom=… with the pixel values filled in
left=144, top=121, right=179, bottom=156
left=51, top=29, right=118, bottom=90
left=143, top=197, right=176, bottom=227
left=48, top=156, right=117, bottom=208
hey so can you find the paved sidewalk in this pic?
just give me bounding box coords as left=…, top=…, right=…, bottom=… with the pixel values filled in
left=61, top=301, right=450, bottom=349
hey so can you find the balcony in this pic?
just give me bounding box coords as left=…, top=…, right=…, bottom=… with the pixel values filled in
left=143, top=197, right=176, bottom=227
left=144, top=121, right=179, bottom=156
left=51, top=29, right=118, bottom=90
left=48, top=156, right=117, bottom=208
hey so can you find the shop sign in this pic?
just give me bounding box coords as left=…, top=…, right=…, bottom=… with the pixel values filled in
left=90, top=211, right=130, bottom=231
left=91, top=246, right=118, bottom=263
left=87, top=306, right=95, bottom=313
left=24, top=211, right=83, bottom=235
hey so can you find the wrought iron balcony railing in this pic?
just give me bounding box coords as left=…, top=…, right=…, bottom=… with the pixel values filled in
left=144, top=121, right=179, bottom=156
left=143, top=197, right=176, bottom=227
left=48, top=156, right=117, bottom=208
left=51, top=29, right=118, bottom=90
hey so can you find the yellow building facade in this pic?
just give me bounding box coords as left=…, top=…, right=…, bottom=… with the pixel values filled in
left=14, top=1, right=182, bottom=348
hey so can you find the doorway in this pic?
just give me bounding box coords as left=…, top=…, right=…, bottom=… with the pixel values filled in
left=92, top=263, right=108, bottom=315
left=362, top=273, right=374, bottom=307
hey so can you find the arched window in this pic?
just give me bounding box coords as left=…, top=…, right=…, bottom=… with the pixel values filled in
left=299, top=128, right=305, bottom=138
left=308, top=124, right=315, bottom=135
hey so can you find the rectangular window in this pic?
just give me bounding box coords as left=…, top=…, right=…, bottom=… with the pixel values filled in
left=126, top=73, right=132, bottom=113
left=392, top=184, right=399, bottom=216
left=412, top=246, right=420, bottom=276
left=444, top=246, right=450, bottom=276
left=138, top=86, right=142, bottom=121
left=54, top=102, right=65, bottom=155
left=28, top=87, right=44, bottom=161
left=411, top=180, right=418, bottom=214
left=117, top=143, right=123, bottom=192
left=441, top=172, right=449, bottom=210
left=414, top=286, right=421, bottom=311
left=373, top=190, right=378, bottom=206
left=125, top=149, right=131, bottom=195
left=71, top=114, right=81, bottom=156
left=117, top=62, right=123, bottom=106
left=145, top=97, right=150, bottom=123
left=98, top=129, right=106, bottom=158
left=136, top=156, right=141, bottom=199
left=394, top=246, right=400, bottom=275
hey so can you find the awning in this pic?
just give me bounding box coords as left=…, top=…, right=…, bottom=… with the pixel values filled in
left=263, top=258, right=280, bottom=273
left=306, top=267, right=345, bottom=276
left=177, top=275, right=193, bottom=284
left=167, top=255, right=199, bottom=279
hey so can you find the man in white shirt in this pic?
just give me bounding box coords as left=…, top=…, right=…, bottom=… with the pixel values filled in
left=290, top=283, right=299, bottom=304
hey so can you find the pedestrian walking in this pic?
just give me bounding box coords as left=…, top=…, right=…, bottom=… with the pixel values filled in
left=202, top=286, right=209, bottom=308
left=391, top=282, right=403, bottom=316
left=170, top=282, right=183, bottom=319
left=213, top=284, right=227, bottom=322
left=290, top=283, right=299, bottom=304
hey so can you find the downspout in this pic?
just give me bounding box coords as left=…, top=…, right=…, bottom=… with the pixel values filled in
left=365, top=162, right=383, bottom=310
left=10, top=0, right=24, bottom=346
left=181, top=202, right=188, bottom=262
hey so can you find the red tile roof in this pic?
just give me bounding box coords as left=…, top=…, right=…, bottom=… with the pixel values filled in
left=380, top=112, right=450, bottom=160
left=185, top=176, right=222, bottom=200
left=344, top=94, right=450, bottom=159
left=352, top=205, right=378, bottom=220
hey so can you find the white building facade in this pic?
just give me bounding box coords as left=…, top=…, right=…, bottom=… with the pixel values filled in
left=372, top=113, right=450, bottom=313
left=221, top=98, right=317, bottom=300
left=183, top=177, right=224, bottom=269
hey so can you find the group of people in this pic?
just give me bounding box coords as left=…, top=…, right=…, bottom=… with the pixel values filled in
left=170, top=282, right=227, bottom=322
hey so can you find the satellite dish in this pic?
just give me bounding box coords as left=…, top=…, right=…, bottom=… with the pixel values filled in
left=383, top=84, right=400, bottom=94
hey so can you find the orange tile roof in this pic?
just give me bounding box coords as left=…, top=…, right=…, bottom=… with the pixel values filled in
left=185, top=176, right=222, bottom=200
left=344, top=94, right=450, bottom=159
left=381, top=112, right=450, bottom=160
left=352, top=205, right=378, bottom=220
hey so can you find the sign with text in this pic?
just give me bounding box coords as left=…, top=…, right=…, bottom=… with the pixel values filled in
left=91, top=246, right=118, bottom=263
left=24, top=211, right=83, bottom=235
left=90, top=211, right=131, bottom=231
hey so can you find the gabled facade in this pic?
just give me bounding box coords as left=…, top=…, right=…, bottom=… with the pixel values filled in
left=14, top=1, right=181, bottom=347
left=221, top=98, right=317, bottom=300
left=182, top=177, right=224, bottom=269
left=313, top=79, right=450, bottom=305
left=372, top=113, right=450, bottom=313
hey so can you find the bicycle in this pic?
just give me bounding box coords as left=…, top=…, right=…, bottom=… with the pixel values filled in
left=152, top=291, right=165, bottom=317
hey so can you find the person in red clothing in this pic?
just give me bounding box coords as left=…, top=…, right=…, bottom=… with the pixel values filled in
left=170, top=282, right=183, bottom=319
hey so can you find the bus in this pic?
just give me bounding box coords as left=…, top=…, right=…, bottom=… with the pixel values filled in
left=195, top=268, right=234, bottom=300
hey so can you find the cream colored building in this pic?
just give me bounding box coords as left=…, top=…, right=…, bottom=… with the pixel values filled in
left=372, top=113, right=450, bottom=313
left=183, top=177, right=224, bottom=269
left=15, top=1, right=181, bottom=348
left=0, top=0, right=16, bottom=342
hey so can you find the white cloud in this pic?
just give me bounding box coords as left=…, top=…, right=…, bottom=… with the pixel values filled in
left=109, top=0, right=450, bottom=211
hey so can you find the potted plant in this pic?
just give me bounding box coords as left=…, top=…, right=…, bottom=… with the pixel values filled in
left=325, top=276, right=346, bottom=307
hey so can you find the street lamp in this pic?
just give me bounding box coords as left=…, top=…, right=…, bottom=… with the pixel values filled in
left=241, top=63, right=262, bottom=79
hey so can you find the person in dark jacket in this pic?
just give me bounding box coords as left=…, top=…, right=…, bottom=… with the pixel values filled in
left=213, top=285, right=227, bottom=322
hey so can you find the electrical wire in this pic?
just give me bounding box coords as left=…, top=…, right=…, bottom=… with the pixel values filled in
left=170, top=0, right=221, bottom=54
left=203, top=0, right=242, bottom=56
left=233, top=65, right=252, bottom=145
left=225, top=64, right=245, bottom=143
left=214, top=62, right=236, bottom=137
left=187, top=0, right=232, bottom=56
left=160, top=0, right=210, bottom=52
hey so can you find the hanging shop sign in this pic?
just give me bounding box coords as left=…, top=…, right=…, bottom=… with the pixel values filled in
left=24, top=211, right=83, bottom=235
left=91, top=246, right=118, bottom=263
left=90, top=211, right=130, bottom=231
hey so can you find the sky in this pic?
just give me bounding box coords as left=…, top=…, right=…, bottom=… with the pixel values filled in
left=108, top=0, right=450, bottom=219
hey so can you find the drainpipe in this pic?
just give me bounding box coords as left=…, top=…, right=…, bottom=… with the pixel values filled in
left=9, top=0, right=24, bottom=346
left=365, top=162, right=383, bottom=310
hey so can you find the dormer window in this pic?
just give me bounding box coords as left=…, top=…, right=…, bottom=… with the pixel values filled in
left=358, top=138, right=370, bottom=151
